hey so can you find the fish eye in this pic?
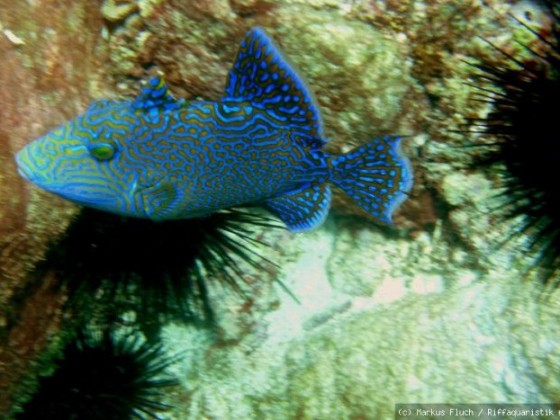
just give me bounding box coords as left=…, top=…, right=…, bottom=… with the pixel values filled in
left=89, top=142, right=116, bottom=161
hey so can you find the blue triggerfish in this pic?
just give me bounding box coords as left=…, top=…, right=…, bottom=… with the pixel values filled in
left=16, top=28, right=413, bottom=232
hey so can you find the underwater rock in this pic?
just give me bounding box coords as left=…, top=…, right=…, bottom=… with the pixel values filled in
left=3, top=0, right=560, bottom=418
left=137, top=2, right=560, bottom=416
left=101, top=0, right=139, bottom=23
left=161, top=217, right=560, bottom=418
left=0, top=0, right=106, bottom=415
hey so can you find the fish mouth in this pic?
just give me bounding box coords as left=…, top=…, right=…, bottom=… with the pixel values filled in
left=15, top=151, right=36, bottom=182
left=15, top=151, right=119, bottom=207
left=54, top=187, right=119, bottom=207
left=16, top=165, right=33, bottom=182
left=15, top=150, right=54, bottom=189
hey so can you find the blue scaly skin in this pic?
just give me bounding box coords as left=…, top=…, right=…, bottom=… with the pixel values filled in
left=15, top=28, right=413, bottom=232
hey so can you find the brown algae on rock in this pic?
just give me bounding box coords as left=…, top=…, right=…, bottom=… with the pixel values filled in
left=101, top=0, right=139, bottom=23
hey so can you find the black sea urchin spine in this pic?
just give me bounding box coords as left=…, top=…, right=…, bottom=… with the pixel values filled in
left=17, top=328, right=178, bottom=419
left=34, top=207, right=279, bottom=335
left=469, top=1, right=560, bottom=283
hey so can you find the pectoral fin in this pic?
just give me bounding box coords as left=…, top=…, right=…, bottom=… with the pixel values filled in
left=138, top=180, right=180, bottom=221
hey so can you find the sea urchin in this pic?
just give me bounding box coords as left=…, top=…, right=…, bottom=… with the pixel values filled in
left=470, top=0, right=560, bottom=282
left=33, top=207, right=279, bottom=334
left=17, top=328, right=178, bottom=420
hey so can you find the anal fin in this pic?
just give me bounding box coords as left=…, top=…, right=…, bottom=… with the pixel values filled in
left=263, top=183, right=331, bottom=232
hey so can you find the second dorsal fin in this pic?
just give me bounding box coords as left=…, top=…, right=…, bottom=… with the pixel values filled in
left=131, top=76, right=186, bottom=114
left=224, top=27, right=325, bottom=141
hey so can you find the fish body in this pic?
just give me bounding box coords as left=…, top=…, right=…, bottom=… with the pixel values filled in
left=16, top=28, right=412, bottom=232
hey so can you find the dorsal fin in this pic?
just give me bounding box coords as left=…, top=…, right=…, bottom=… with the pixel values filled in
left=131, top=76, right=185, bottom=114
left=224, top=27, right=325, bottom=141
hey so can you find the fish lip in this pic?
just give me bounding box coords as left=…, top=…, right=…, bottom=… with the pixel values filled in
left=15, top=151, right=53, bottom=187
left=15, top=152, right=36, bottom=182
left=57, top=194, right=115, bottom=207
left=16, top=165, right=32, bottom=181
left=52, top=184, right=117, bottom=204
left=15, top=148, right=122, bottom=211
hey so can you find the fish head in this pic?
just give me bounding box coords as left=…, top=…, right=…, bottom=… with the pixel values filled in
left=15, top=99, right=148, bottom=218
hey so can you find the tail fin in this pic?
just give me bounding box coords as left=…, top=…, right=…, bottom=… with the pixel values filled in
left=330, top=136, right=413, bottom=224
